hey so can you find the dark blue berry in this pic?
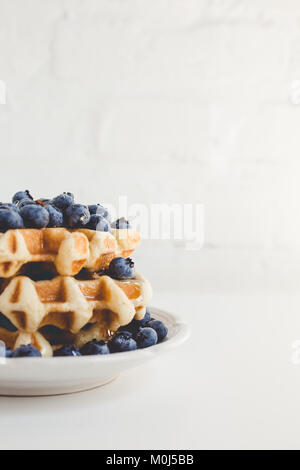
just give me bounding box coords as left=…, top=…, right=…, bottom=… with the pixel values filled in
left=146, top=320, right=168, bottom=342
left=107, top=257, right=135, bottom=280
left=108, top=331, right=137, bottom=353
left=115, top=330, right=133, bottom=338
left=111, top=217, right=131, bottom=229
left=5, top=348, right=12, bottom=358
left=0, top=208, right=24, bottom=232
left=53, top=345, right=81, bottom=357
left=17, top=199, right=36, bottom=209
left=87, top=214, right=111, bottom=232
left=136, top=327, right=158, bottom=348
left=119, top=310, right=151, bottom=334
left=51, top=192, right=74, bottom=211
left=11, top=344, right=42, bottom=358
left=12, top=190, right=33, bottom=204
left=20, top=204, right=49, bottom=229
left=80, top=339, right=110, bottom=356
left=0, top=203, right=19, bottom=213
left=88, top=205, right=99, bottom=215
left=65, top=204, right=90, bottom=228
left=118, top=322, right=139, bottom=334
left=45, top=205, right=64, bottom=228
left=88, top=204, right=110, bottom=220
left=140, top=309, right=151, bottom=327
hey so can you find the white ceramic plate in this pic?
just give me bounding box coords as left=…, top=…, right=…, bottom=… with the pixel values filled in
left=0, top=308, right=190, bottom=396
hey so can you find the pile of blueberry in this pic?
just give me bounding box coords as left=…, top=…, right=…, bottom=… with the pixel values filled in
left=0, top=190, right=131, bottom=233
left=5, top=309, right=168, bottom=357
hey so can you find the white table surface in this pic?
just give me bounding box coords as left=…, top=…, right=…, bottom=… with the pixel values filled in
left=1, top=291, right=300, bottom=450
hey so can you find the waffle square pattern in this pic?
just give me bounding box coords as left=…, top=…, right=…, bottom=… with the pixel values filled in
left=0, top=273, right=152, bottom=356
left=0, top=227, right=141, bottom=277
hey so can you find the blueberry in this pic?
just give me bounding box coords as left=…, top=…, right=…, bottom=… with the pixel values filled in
left=12, top=190, right=33, bottom=204
left=119, top=310, right=151, bottom=334
left=88, top=205, right=99, bottom=215
left=80, top=339, right=110, bottom=356
left=11, top=344, right=42, bottom=358
left=111, top=217, right=131, bottom=229
left=20, top=204, right=49, bottom=229
left=65, top=204, right=90, bottom=228
left=108, top=331, right=137, bottom=353
left=53, top=345, right=81, bottom=357
left=115, top=330, right=133, bottom=338
left=0, top=209, right=24, bottom=232
left=140, top=309, right=151, bottom=327
left=0, top=203, right=19, bottom=213
left=118, top=321, right=140, bottom=335
left=88, top=204, right=110, bottom=220
left=107, top=257, right=135, bottom=280
left=45, top=204, right=64, bottom=228
left=5, top=348, right=12, bottom=358
left=87, top=214, right=111, bottom=232
left=146, top=320, right=168, bottom=342
left=51, top=192, right=74, bottom=211
left=17, top=199, right=36, bottom=209
left=136, top=327, right=158, bottom=348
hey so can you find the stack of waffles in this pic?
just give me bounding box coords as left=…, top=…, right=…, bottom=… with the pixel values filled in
left=0, top=227, right=152, bottom=356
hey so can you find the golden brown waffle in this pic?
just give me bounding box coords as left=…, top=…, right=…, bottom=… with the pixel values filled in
left=0, top=273, right=152, bottom=334
left=77, top=228, right=141, bottom=272
left=0, top=227, right=141, bottom=278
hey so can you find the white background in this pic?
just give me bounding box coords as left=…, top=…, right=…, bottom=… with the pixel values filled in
left=1, top=0, right=300, bottom=450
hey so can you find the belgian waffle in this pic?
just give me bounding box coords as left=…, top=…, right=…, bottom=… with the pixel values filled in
left=0, top=273, right=152, bottom=334
left=0, top=227, right=141, bottom=278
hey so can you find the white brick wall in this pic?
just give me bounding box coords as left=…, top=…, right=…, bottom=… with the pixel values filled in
left=0, top=0, right=300, bottom=293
